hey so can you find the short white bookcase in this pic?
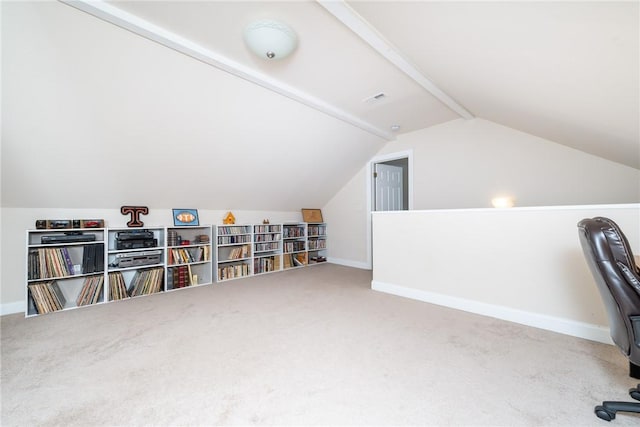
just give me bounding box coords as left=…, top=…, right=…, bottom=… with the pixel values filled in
left=26, top=228, right=106, bottom=316
left=215, top=225, right=253, bottom=281
left=307, top=222, right=327, bottom=265
left=166, top=225, right=213, bottom=290
left=282, top=223, right=308, bottom=269
left=253, top=224, right=283, bottom=275
left=107, top=227, right=165, bottom=300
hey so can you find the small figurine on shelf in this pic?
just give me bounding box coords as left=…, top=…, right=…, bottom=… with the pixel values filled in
left=223, top=212, right=235, bottom=224
left=263, top=219, right=270, bottom=224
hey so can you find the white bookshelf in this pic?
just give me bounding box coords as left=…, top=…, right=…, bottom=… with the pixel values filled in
left=26, top=228, right=106, bottom=316
left=253, top=224, right=282, bottom=275
left=215, top=225, right=253, bottom=281
left=25, top=221, right=327, bottom=316
left=166, top=225, right=213, bottom=290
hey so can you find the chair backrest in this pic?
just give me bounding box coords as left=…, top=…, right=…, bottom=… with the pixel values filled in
left=577, top=217, right=640, bottom=361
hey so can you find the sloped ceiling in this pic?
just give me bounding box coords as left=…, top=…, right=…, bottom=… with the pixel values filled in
left=348, top=0, right=639, bottom=169
left=2, top=1, right=638, bottom=211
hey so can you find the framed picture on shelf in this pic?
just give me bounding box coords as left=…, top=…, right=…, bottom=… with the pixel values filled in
left=172, top=209, right=199, bottom=226
left=301, top=209, right=323, bottom=223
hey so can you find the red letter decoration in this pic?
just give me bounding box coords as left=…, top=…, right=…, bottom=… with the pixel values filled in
left=120, top=206, right=149, bottom=227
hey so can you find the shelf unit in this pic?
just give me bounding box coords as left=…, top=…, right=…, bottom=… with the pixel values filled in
left=216, top=225, right=252, bottom=281
left=107, top=227, right=165, bottom=300
left=307, top=223, right=328, bottom=265
left=25, top=221, right=327, bottom=316
left=253, top=224, right=282, bottom=275
left=26, top=228, right=106, bottom=316
left=282, top=223, right=308, bottom=269
left=166, top=226, right=213, bottom=290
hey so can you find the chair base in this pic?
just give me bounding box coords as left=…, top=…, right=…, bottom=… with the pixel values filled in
left=594, top=385, right=640, bottom=421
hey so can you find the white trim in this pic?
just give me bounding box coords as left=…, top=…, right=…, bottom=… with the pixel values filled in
left=317, top=0, right=474, bottom=120
left=60, top=0, right=395, bottom=141
left=328, top=258, right=371, bottom=270
left=371, top=203, right=640, bottom=215
left=367, top=150, right=414, bottom=269
left=371, top=280, right=613, bottom=345
left=1, top=301, right=24, bottom=316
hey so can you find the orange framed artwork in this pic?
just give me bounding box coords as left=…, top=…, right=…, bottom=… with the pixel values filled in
left=301, top=209, right=323, bottom=223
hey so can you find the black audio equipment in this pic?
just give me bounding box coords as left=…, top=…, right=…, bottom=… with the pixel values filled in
left=116, top=239, right=157, bottom=250
left=116, top=230, right=155, bottom=241
left=41, top=233, right=97, bottom=244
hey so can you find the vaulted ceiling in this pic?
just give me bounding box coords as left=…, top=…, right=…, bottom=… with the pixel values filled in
left=90, top=0, right=639, bottom=168
left=2, top=1, right=638, bottom=211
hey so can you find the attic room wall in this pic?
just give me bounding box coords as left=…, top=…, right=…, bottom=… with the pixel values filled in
left=1, top=1, right=385, bottom=211
left=323, top=118, right=640, bottom=267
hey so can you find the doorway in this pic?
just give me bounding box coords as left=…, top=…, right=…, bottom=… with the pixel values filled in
left=366, top=150, right=413, bottom=267
left=374, top=158, right=409, bottom=211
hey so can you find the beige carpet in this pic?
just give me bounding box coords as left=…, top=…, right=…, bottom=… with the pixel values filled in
left=2, top=264, right=639, bottom=426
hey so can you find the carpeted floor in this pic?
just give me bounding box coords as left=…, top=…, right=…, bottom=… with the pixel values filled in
left=1, top=264, right=639, bottom=426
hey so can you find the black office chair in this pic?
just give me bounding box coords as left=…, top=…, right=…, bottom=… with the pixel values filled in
left=578, top=217, right=640, bottom=421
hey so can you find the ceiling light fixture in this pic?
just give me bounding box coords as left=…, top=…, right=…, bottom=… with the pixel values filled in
left=244, top=19, right=298, bottom=60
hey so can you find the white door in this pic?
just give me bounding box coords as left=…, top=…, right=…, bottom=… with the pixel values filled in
left=374, top=163, right=403, bottom=211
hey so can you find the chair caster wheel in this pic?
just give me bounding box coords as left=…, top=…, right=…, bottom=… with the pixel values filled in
left=595, top=405, right=615, bottom=421
left=630, top=386, right=640, bottom=401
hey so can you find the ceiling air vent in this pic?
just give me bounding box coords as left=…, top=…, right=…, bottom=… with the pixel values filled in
left=363, top=92, right=386, bottom=104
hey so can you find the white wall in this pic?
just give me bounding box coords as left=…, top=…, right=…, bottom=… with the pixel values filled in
left=0, top=207, right=301, bottom=313
left=372, top=205, right=640, bottom=343
left=323, top=168, right=369, bottom=269
left=325, top=119, right=640, bottom=267
left=1, top=1, right=385, bottom=212
left=380, top=118, right=640, bottom=209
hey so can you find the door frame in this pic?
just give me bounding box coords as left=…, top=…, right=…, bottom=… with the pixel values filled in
left=366, top=150, right=414, bottom=268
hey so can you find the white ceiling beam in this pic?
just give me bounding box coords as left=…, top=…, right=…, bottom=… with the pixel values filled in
left=317, top=0, right=474, bottom=120
left=59, top=0, right=395, bottom=141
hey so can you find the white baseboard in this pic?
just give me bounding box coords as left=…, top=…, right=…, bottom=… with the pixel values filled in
left=1, top=301, right=24, bottom=316
left=371, top=280, right=613, bottom=345
left=328, top=257, right=371, bottom=270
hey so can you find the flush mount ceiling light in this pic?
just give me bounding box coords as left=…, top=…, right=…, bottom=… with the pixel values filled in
left=244, top=19, right=298, bottom=60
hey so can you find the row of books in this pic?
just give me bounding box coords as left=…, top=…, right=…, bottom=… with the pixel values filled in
left=253, top=256, right=280, bottom=274
left=108, top=272, right=129, bottom=301
left=27, top=244, right=104, bottom=280
left=217, top=235, right=252, bottom=245
left=218, top=263, right=250, bottom=280
left=254, top=242, right=280, bottom=252
left=128, top=267, right=164, bottom=297
left=168, top=246, right=210, bottom=265
left=283, top=253, right=307, bottom=269
left=283, top=227, right=305, bottom=238
left=28, top=281, right=66, bottom=314
left=28, top=248, right=72, bottom=279
left=254, top=225, right=281, bottom=233
left=254, top=233, right=281, bottom=242
left=307, top=225, right=327, bottom=236
left=217, top=226, right=251, bottom=235
left=226, top=245, right=250, bottom=260
left=76, top=275, right=104, bottom=306
left=284, top=241, right=306, bottom=253
left=167, top=265, right=193, bottom=289
left=308, top=239, right=327, bottom=250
